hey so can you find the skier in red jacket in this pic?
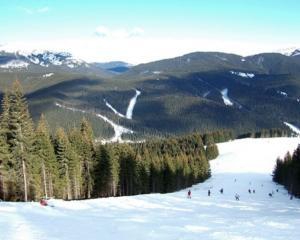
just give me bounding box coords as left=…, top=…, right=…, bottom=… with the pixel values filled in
left=40, top=198, right=48, bottom=206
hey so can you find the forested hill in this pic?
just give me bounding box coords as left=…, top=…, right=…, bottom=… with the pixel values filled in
left=0, top=81, right=219, bottom=201
left=1, top=50, right=300, bottom=140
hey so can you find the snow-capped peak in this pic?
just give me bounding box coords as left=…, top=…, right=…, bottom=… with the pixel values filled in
left=23, top=50, right=86, bottom=68
left=0, top=48, right=88, bottom=69
left=276, top=47, right=300, bottom=57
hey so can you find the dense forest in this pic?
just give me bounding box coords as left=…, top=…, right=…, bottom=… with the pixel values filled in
left=0, top=81, right=220, bottom=201
left=273, top=145, right=300, bottom=197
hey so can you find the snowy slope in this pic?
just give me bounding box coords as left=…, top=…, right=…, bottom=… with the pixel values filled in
left=126, top=89, right=141, bottom=119
left=55, top=102, right=133, bottom=143
left=1, top=138, right=300, bottom=240
left=221, top=88, right=233, bottom=106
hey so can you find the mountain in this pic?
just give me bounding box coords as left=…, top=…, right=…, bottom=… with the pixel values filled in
left=291, top=49, right=300, bottom=57
left=93, top=61, right=132, bottom=73
left=1, top=49, right=300, bottom=141
left=0, top=50, right=112, bottom=76
left=277, top=47, right=300, bottom=57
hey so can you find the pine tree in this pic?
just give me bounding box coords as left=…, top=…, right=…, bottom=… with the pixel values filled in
left=94, top=145, right=119, bottom=197
left=6, top=81, right=38, bottom=201
left=206, top=143, right=219, bottom=160
left=0, top=134, right=11, bottom=200
left=118, top=144, right=136, bottom=195
left=34, top=114, right=59, bottom=198
left=53, top=128, right=72, bottom=199
left=67, top=128, right=83, bottom=199
left=80, top=118, right=95, bottom=199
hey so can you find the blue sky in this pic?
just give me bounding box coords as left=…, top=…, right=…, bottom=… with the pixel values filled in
left=1, top=0, right=299, bottom=63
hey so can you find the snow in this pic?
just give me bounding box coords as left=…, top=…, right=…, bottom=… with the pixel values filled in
left=284, top=122, right=300, bottom=136
left=1, top=137, right=300, bottom=240
left=215, top=55, right=227, bottom=61
left=221, top=88, right=233, bottom=106
left=277, top=47, right=300, bottom=57
left=54, top=103, right=133, bottom=143
left=126, top=89, right=141, bottom=119
left=230, top=71, right=255, bottom=78
left=42, top=73, right=54, bottom=78
left=241, top=58, right=246, bottom=62
left=104, top=99, right=126, bottom=118
left=0, top=60, right=29, bottom=69
left=277, top=91, right=288, bottom=97
left=104, top=89, right=141, bottom=120
left=203, top=91, right=210, bottom=98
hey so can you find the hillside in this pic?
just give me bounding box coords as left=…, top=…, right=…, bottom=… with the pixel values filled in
left=1, top=137, right=300, bottom=240
left=1, top=50, right=300, bottom=140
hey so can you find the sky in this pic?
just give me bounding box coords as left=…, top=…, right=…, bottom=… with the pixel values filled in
left=0, top=0, right=300, bottom=64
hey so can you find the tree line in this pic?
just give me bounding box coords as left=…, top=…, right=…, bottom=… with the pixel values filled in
left=273, top=145, right=300, bottom=197
left=237, top=128, right=290, bottom=139
left=0, top=81, right=216, bottom=201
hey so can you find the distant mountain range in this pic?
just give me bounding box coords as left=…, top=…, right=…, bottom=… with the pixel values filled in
left=0, top=48, right=300, bottom=141
left=0, top=50, right=132, bottom=75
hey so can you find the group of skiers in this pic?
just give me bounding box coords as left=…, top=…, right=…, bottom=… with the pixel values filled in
left=186, top=183, right=293, bottom=201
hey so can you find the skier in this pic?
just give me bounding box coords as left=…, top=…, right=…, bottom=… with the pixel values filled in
left=248, top=189, right=251, bottom=194
left=235, top=193, right=240, bottom=201
left=220, top=188, right=223, bottom=194
left=208, top=189, right=211, bottom=196
left=187, top=190, right=192, bottom=199
left=40, top=198, right=48, bottom=206
left=268, top=193, right=273, bottom=197
left=253, top=189, right=255, bottom=194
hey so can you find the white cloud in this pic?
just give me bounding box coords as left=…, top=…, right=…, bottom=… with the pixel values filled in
left=95, top=26, right=144, bottom=38
left=1, top=36, right=299, bottom=65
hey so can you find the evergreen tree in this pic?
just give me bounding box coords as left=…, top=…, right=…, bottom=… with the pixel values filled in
left=6, top=81, right=38, bottom=201
left=118, top=144, right=136, bottom=195
left=94, top=145, right=119, bottom=197
left=34, top=114, right=59, bottom=198
left=53, top=128, right=72, bottom=199
left=80, top=118, right=95, bottom=199
left=0, top=134, right=11, bottom=200
left=206, top=143, right=219, bottom=160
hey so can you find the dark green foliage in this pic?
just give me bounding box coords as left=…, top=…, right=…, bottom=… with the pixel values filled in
left=206, top=144, right=219, bottom=160
left=0, top=81, right=41, bottom=201
left=273, top=146, right=300, bottom=197
left=0, top=81, right=216, bottom=201
left=237, top=128, right=290, bottom=139
left=34, top=114, right=59, bottom=199
left=93, top=145, right=119, bottom=197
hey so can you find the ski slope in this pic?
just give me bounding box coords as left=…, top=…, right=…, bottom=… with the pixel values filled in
left=1, top=138, right=300, bottom=240
left=126, top=89, right=141, bottom=119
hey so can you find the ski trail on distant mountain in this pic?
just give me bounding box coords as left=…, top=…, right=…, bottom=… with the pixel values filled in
left=126, top=89, right=141, bottom=119
left=104, top=89, right=141, bottom=120
left=55, top=103, right=133, bottom=143
left=284, top=122, right=300, bottom=136
left=197, top=78, right=243, bottom=109
left=103, top=99, right=126, bottom=118
left=220, top=88, right=233, bottom=106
